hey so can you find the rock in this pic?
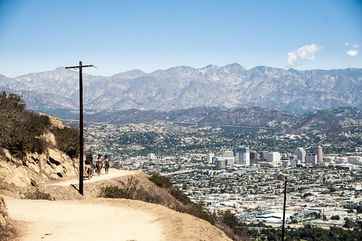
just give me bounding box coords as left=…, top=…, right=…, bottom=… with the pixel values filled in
left=48, top=116, right=65, bottom=129
left=0, top=196, right=8, bottom=226
left=0, top=146, right=77, bottom=190
left=41, top=130, right=57, bottom=147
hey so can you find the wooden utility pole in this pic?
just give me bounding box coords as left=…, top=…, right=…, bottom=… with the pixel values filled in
left=281, top=176, right=287, bottom=241
left=65, top=61, right=94, bottom=195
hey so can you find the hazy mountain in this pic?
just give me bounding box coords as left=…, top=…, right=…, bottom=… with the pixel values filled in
left=83, top=106, right=297, bottom=128
left=1, top=64, right=362, bottom=113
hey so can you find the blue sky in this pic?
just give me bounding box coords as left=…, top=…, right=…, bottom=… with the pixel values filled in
left=0, top=0, right=361, bottom=76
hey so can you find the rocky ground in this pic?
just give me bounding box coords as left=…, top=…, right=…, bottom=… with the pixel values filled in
left=0, top=196, right=16, bottom=241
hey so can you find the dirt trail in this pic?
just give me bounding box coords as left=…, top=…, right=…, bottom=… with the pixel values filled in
left=4, top=169, right=231, bottom=241
left=48, top=168, right=138, bottom=187
left=6, top=198, right=164, bottom=241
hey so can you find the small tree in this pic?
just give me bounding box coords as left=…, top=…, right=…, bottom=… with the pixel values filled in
left=331, top=215, right=340, bottom=220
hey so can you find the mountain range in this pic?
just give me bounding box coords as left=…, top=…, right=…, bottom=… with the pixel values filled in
left=1, top=63, right=362, bottom=113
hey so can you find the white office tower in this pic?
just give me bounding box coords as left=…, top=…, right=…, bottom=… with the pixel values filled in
left=222, top=150, right=235, bottom=167
left=234, top=146, right=250, bottom=166
left=147, top=153, right=157, bottom=160
left=316, top=145, right=323, bottom=165
left=295, top=147, right=306, bottom=165
left=263, top=151, right=281, bottom=167
left=208, top=152, right=215, bottom=164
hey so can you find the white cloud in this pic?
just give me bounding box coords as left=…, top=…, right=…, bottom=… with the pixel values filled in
left=345, top=42, right=360, bottom=57
left=288, top=44, right=321, bottom=66
left=346, top=49, right=359, bottom=57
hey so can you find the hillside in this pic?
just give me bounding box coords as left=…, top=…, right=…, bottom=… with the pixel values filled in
left=2, top=65, right=362, bottom=113
left=0, top=92, right=233, bottom=241
left=0, top=92, right=79, bottom=192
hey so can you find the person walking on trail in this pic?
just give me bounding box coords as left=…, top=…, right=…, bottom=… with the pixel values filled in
left=96, top=154, right=103, bottom=175
left=85, top=152, right=94, bottom=179
left=104, top=155, right=110, bottom=174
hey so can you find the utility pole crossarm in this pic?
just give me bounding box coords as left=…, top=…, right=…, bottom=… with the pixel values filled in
left=65, top=64, right=94, bottom=69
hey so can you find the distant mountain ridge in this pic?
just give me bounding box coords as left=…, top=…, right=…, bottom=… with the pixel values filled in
left=1, top=64, right=362, bottom=113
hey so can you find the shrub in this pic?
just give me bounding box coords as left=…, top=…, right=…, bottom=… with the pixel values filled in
left=100, top=186, right=129, bottom=199
left=51, top=127, right=79, bottom=158
left=100, top=177, right=138, bottom=199
left=0, top=106, right=51, bottom=158
left=0, top=92, right=79, bottom=159
left=149, top=173, right=216, bottom=224
left=331, top=215, right=340, bottom=220
left=23, top=189, right=54, bottom=200
left=221, top=210, right=239, bottom=228
left=149, top=173, right=191, bottom=204
left=170, top=187, right=191, bottom=205
left=149, top=173, right=172, bottom=188
left=186, top=203, right=216, bottom=225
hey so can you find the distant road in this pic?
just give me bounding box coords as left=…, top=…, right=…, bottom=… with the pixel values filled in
left=173, top=122, right=293, bottom=131
left=163, top=169, right=196, bottom=176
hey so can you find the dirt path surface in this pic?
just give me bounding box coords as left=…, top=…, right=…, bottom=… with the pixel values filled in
left=4, top=169, right=231, bottom=241
left=6, top=198, right=164, bottom=241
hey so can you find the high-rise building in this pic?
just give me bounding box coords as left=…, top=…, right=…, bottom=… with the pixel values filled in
left=295, top=147, right=306, bottom=165
left=222, top=150, right=235, bottom=167
left=208, top=152, right=215, bottom=164
left=316, top=145, right=323, bottom=165
left=147, top=153, right=157, bottom=160
left=262, top=151, right=281, bottom=167
left=234, top=146, right=250, bottom=166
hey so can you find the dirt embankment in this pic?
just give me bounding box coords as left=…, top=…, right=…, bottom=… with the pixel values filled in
left=42, top=170, right=185, bottom=210
left=0, top=147, right=78, bottom=194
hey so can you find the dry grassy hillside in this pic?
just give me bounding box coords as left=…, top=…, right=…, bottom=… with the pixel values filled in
left=0, top=92, right=80, bottom=195
left=0, top=120, right=79, bottom=196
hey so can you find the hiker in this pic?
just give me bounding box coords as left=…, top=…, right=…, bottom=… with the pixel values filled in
left=104, top=155, right=110, bottom=174
left=85, top=152, right=94, bottom=179
left=96, top=154, right=103, bottom=175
